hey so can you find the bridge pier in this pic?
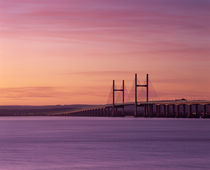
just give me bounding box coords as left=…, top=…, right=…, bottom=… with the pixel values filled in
left=163, top=105, right=166, bottom=117
left=183, top=104, right=186, bottom=118
left=100, top=109, right=103, bottom=117
left=144, top=104, right=147, bottom=117
left=88, top=110, right=91, bottom=117
left=159, top=105, right=161, bottom=117
left=156, top=105, right=160, bottom=117
left=105, top=108, right=109, bottom=117
left=97, top=109, right=100, bottom=117
left=167, top=105, right=170, bottom=117
left=134, top=74, right=149, bottom=117
left=103, top=108, right=106, bottom=117
left=66, top=102, right=209, bottom=118
left=195, top=104, right=199, bottom=118
left=149, top=104, right=154, bottom=117
left=188, top=105, right=192, bottom=118
left=203, top=104, right=207, bottom=118
left=107, top=107, right=112, bottom=117
left=172, top=104, right=176, bottom=117
left=99, top=109, right=102, bottom=117
left=176, top=105, right=180, bottom=118
left=91, top=110, right=94, bottom=117
left=102, top=108, right=105, bottom=117
left=106, top=108, right=111, bottom=117
left=112, top=107, right=115, bottom=117
left=104, top=108, right=108, bottom=117
left=112, top=79, right=125, bottom=117
left=207, top=104, right=210, bottom=118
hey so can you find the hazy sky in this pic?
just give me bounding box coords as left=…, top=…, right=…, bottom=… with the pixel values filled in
left=0, top=0, right=210, bottom=105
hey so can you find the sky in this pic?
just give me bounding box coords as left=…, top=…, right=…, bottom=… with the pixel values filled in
left=0, top=0, right=210, bottom=105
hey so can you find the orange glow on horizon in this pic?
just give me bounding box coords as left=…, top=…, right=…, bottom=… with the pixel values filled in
left=0, top=0, right=210, bottom=105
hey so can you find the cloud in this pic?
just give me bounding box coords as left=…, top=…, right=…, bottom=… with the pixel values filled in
left=0, top=86, right=108, bottom=100
left=68, top=71, right=135, bottom=76
left=1, top=0, right=210, bottom=104
left=0, top=87, right=60, bottom=99
left=1, top=0, right=209, bottom=66
left=1, top=0, right=210, bottom=42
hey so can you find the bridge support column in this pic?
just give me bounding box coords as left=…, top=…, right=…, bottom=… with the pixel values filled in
left=104, top=108, right=107, bottom=117
left=156, top=105, right=159, bottom=117
left=109, top=108, right=112, bottom=117
left=112, top=108, right=115, bottom=117
left=134, top=73, right=149, bottom=117
left=99, top=109, right=101, bottom=117
left=159, top=105, right=162, bottom=117
left=163, top=105, right=167, bottom=117
left=102, top=109, right=105, bottom=117
left=108, top=108, right=112, bottom=117
left=144, top=104, right=147, bottom=117
left=97, top=109, right=99, bottom=117
left=98, top=109, right=100, bottom=117
left=203, top=105, right=207, bottom=118
left=195, top=104, right=199, bottom=117
left=166, top=105, right=170, bottom=117
left=101, top=109, right=104, bottom=117
left=112, top=79, right=125, bottom=117
left=183, top=104, right=186, bottom=117
left=135, top=74, right=138, bottom=117
left=176, top=105, right=180, bottom=118
left=148, top=104, right=151, bottom=117
left=188, top=105, right=192, bottom=118
left=147, top=104, right=151, bottom=117
left=105, top=108, right=108, bottom=117
left=172, top=104, right=176, bottom=117
left=150, top=104, right=153, bottom=117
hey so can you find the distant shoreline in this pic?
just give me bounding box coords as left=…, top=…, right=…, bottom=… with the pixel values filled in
left=0, top=105, right=98, bottom=116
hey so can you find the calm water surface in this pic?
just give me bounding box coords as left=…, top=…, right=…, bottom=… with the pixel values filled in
left=0, top=117, right=210, bottom=170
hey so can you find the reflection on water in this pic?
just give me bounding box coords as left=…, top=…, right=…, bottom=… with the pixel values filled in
left=0, top=117, right=210, bottom=170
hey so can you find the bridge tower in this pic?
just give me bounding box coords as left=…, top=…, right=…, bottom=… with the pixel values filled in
left=112, top=80, right=125, bottom=116
left=134, top=73, right=149, bottom=117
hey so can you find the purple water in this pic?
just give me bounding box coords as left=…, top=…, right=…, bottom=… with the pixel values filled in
left=0, top=117, right=210, bottom=170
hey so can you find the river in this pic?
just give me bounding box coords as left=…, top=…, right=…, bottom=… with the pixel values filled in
left=0, top=117, right=209, bottom=170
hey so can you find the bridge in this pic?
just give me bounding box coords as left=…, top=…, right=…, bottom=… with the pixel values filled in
left=55, top=74, right=210, bottom=118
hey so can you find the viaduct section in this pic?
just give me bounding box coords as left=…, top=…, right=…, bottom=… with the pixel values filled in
left=57, top=74, right=210, bottom=118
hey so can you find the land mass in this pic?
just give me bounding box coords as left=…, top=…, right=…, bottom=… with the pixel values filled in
left=0, top=105, right=99, bottom=116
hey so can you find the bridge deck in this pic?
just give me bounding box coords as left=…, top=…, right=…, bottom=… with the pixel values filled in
left=53, top=100, right=210, bottom=118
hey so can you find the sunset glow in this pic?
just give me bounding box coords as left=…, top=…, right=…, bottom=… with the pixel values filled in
left=0, top=0, right=210, bottom=105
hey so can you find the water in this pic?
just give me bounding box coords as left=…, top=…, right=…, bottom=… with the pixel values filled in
left=0, top=117, right=210, bottom=170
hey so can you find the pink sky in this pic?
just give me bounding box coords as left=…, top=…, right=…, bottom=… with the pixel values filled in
left=0, top=0, right=210, bottom=105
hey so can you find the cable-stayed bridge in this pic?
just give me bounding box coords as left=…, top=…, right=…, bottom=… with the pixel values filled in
left=56, top=74, right=210, bottom=118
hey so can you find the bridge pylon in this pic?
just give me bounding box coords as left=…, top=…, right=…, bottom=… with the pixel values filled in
left=134, top=73, right=149, bottom=117
left=112, top=80, right=125, bottom=116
